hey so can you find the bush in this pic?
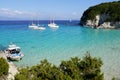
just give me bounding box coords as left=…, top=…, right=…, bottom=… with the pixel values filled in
left=0, top=57, right=9, bottom=76
left=15, top=53, right=104, bottom=80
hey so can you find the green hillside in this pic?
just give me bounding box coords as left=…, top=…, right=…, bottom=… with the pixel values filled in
left=80, top=1, right=120, bottom=25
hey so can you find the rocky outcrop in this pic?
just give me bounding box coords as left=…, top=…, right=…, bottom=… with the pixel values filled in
left=80, top=1, right=120, bottom=29
left=98, top=21, right=120, bottom=29
left=83, top=14, right=120, bottom=29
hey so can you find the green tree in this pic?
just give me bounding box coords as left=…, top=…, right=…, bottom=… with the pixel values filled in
left=0, top=57, right=9, bottom=76
left=60, top=57, right=83, bottom=80
left=15, top=67, right=31, bottom=80
left=15, top=53, right=104, bottom=80
left=79, top=53, right=104, bottom=80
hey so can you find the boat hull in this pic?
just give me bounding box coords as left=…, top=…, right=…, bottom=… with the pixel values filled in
left=6, top=53, right=24, bottom=61
left=48, top=23, right=59, bottom=28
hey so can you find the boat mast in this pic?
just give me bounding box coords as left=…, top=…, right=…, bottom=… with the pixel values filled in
left=52, top=18, right=54, bottom=23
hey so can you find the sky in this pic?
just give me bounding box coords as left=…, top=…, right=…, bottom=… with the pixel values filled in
left=0, top=0, right=117, bottom=20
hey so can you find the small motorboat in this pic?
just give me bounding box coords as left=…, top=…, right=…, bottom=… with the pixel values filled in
left=5, top=43, right=24, bottom=61
left=7, top=52, right=24, bottom=61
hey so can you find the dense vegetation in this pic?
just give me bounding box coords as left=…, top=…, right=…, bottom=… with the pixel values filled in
left=80, top=1, right=120, bottom=23
left=15, top=53, right=104, bottom=80
left=0, top=58, right=9, bottom=79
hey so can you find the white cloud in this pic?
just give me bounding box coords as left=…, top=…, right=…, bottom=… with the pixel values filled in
left=0, top=8, right=24, bottom=16
left=0, top=8, right=80, bottom=20
left=0, top=8, right=43, bottom=20
left=1, top=8, right=9, bottom=11
left=14, top=10, right=24, bottom=15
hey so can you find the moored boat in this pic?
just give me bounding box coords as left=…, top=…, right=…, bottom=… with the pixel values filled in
left=5, top=43, right=24, bottom=61
left=48, top=19, right=59, bottom=28
left=28, top=23, right=38, bottom=29
left=48, top=22, right=59, bottom=28
left=29, top=23, right=46, bottom=30
left=35, top=24, right=46, bottom=30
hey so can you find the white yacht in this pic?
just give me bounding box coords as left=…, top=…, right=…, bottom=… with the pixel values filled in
left=36, top=24, right=46, bottom=30
left=29, top=23, right=46, bottom=30
left=5, top=43, right=24, bottom=61
left=34, top=27, right=46, bottom=30
left=28, top=23, right=38, bottom=29
left=48, top=20, right=59, bottom=28
left=48, top=22, right=59, bottom=28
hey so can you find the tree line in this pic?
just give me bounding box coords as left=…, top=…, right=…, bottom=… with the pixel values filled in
left=15, top=53, right=104, bottom=80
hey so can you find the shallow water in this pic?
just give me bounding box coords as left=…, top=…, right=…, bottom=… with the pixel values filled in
left=0, top=21, right=120, bottom=80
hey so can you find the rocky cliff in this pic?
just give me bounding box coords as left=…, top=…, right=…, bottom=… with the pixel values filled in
left=80, top=1, right=120, bottom=29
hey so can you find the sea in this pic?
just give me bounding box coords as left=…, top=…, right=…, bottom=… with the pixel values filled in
left=0, top=20, right=120, bottom=80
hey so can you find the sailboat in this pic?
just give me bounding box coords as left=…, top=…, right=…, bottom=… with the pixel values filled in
left=28, top=20, right=39, bottom=29
left=48, top=19, right=59, bottom=28
left=28, top=20, right=46, bottom=30
left=36, top=20, right=46, bottom=30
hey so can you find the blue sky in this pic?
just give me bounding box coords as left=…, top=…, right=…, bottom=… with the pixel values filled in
left=0, top=0, right=116, bottom=20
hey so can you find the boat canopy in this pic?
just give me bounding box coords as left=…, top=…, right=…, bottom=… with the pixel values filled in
left=8, top=44, right=21, bottom=50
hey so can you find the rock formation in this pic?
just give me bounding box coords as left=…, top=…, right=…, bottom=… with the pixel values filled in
left=80, top=1, right=120, bottom=29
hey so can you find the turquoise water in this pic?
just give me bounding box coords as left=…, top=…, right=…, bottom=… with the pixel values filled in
left=0, top=21, right=120, bottom=79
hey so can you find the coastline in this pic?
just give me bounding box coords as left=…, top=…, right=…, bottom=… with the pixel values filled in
left=0, top=51, right=18, bottom=80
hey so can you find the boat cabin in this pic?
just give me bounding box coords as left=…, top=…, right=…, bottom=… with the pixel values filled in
left=6, top=44, right=21, bottom=54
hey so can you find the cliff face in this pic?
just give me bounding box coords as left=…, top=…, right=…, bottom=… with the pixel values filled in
left=80, top=1, right=120, bottom=29
left=85, top=14, right=120, bottom=29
